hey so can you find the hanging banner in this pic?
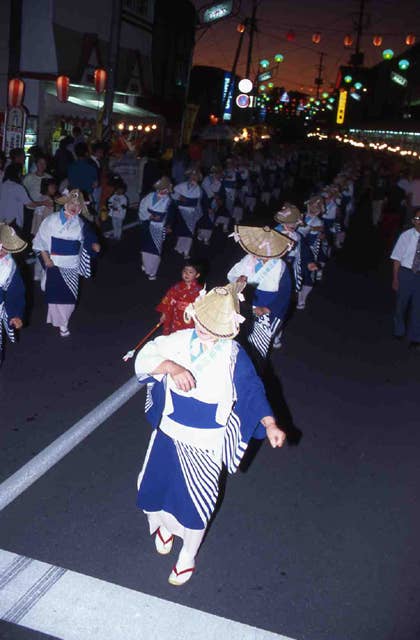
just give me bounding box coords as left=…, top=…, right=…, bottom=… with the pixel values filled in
left=182, top=103, right=199, bottom=145
left=3, top=106, right=27, bottom=156
left=336, top=90, right=348, bottom=124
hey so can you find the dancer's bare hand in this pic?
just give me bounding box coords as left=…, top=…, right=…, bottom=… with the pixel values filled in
left=262, top=417, right=286, bottom=448
left=168, top=362, right=196, bottom=392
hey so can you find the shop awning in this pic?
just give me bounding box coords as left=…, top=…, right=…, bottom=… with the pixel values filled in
left=44, top=83, right=162, bottom=121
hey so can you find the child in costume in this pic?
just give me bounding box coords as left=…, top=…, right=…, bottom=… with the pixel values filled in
left=135, top=282, right=286, bottom=586
left=0, top=224, right=26, bottom=357
left=156, top=262, right=202, bottom=335
left=107, top=180, right=128, bottom=241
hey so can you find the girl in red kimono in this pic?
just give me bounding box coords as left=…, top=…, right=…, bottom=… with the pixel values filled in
left=156, top=262, right=202, bottom=335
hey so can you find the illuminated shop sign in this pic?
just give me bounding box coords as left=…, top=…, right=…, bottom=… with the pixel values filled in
left=391, top=71, right=408, bottom=87
left=202, top=1, right=233, bottom=23
left=222, top=72, right=235, bottom=121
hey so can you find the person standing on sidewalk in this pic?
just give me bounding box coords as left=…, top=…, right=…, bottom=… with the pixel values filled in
left=391, top=208, right=420, bottom=350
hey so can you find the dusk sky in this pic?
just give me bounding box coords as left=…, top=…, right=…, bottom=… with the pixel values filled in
left=192, top=0, right=420, bottom=93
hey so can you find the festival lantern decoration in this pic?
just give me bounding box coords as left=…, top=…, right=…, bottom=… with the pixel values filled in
left=267, top=81, right=274, bottom=89
left=56, top=75, right=70, bottom=103
left=274, top=53, right=284, bottom=63
left=260, top=59, right=270, bottom=68
left=344, top=74, right=353, bottom=84
left=382, top=49, right=394, bottom=60
left=343, top=34, right=353, bottom=48
left=237, top=23, right=246, bottom=33
left=354, top=82, right=363, bottom=90
left=8, top=78, right=25, bottom=107
left=322, top=91, right=329, bottom=99
left=405, top=33, right=415, bottom=46
left=372, top=35, right=382, bottom=47
left=398, top=59, right=410, bottom=71
left=94, top=68, right=107, bottom=94
left=312, top=32, right=321, bottom=45
left=259, top=84, right=266, bottom=92
left=286, top=30, right=295, bottom=42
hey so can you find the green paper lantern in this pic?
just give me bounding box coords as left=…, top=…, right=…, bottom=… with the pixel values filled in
left=260, top=59, right=270, bottom=68
left=382, top=49, right=394, bottom=60
left=344, top=74, right=352, bottom=83
left=274, top=54, right=284, bottom=63
left=398, top=59, right=410, bottom=71
left=354, top=82, right=363, bottom=90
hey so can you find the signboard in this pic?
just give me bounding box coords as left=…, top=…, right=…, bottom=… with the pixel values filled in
left=391, top=71, right=408, bottom=87
left=222, top=72, right=235, bottom=121
left=258, top=71, right=272, bottom=82
left=202, top=1, right=233, bottom=24
left=3, top=106, right=27, bottom=156
left=336, top=90, right=347, bottom=124
left=236, top=94, right=250, bottom=109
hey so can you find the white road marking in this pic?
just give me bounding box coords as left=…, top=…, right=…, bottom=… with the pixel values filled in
left=0, top=377, right=142, bottom=512
left=0, top=549, right=296, bottom=640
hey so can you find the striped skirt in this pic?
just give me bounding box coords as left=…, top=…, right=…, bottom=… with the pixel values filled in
left=137, top=429, right=222, bottom=532
left=248, top=313, right=281, bottom=359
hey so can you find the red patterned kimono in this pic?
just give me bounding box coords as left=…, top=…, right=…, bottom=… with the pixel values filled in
left=156, top=281, right=202, bottom=335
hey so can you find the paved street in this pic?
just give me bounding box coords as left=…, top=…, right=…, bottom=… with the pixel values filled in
left=1, top=213, right=420, bottom=640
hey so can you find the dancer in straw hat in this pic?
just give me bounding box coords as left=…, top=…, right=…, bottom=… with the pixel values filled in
left=173, top=168, right=203, bottom=259
left=227, top=225, right=294, bottom=362
left=32, top=189, right=100, bottom=337
left=135, top=282, right=286, bottom=586
left=0, top=223, right=26, bottom=356
left=138, top=177, right=175, bottom=280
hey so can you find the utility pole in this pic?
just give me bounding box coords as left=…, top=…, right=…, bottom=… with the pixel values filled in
left=315, top=51, right=325, bottom=99
left=245, top=0, right=258, bottom=79
left=221, top=22, right=247, bottom=117
left=350, top=0, right=367, bottom=67
left=102, top=0, right=122, bottom=141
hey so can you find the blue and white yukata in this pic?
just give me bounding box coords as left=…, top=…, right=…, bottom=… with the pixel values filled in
left=197, top=175, right=225, bottom=244
left=297, top=215, right=325, bottom=309
left=173, top=182, right=202, bottom=258
left=135, top=329, right=272, bottom=560
left=32, top=211, right=97, bottom=330
left=139, top=192, right=175, bottom=278
left=227, top=254, right=292, bottom=358
left=222, top=169, right=238, bottom=214
left=0, top=253, right=25, bottom=354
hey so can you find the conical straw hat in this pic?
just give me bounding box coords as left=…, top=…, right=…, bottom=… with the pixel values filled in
left=234, top=225, right=294, bottom=258
left=56, top=188, right=89, bottom=218
left=0, top=223, right=27, bottom=253
left=274, top=203, right=302, bottom=224
left=184, top=281, right=245, bottom=339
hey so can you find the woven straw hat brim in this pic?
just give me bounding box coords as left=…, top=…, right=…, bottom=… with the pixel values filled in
left=154, top=177, right=172, bottom=192
left=56, top=191, right=89, bottom=217
left=274, top=207, right=301, bottom=224
left=192, top=284, right=241, bottom=339
left=0, top=224, right=27, bottom=253
left=235, top=225, right=294, bottom=258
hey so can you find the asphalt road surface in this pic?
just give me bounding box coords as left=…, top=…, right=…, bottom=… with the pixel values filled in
left=1, top=208, right=419, bottom=640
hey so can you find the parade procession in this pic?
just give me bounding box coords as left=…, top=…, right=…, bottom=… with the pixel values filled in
left=1, top=2, right=420, bottom=640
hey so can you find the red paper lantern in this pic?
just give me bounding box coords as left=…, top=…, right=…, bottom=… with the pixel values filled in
left=8, top=78, right=25, bottom=107
left=286, top=30, right=295, bottom=42
left=237, top=23, right=246, bottom=33
left=56, top=75, right=70, bottom=102
left=372, top=35, right=382, bottom=47
left=312, top=32, right=321, bottom=44
left=405, top=33, right=415, bottom=46
left=94, top=68, right=107, bottom=94
left=343, top=34, right=353, bottom=48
